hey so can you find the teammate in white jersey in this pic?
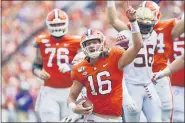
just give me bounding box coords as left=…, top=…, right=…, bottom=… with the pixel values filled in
left=109, top=2, right=162, bottom=122
left=116, top=29, right=161, bottom=122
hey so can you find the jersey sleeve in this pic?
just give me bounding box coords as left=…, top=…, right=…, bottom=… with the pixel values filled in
left=170, top=18, right=176, bottom=28
left=71, top=64, right=85, bottom=85
left=111, top=46, right=125, bottom=62
left=72, top=35, right=81, bottom=48
left=33, top=37, right=40, bottom=48
left=33, top=35, right=44, bottom=48
left=33, top=34, right=48, bottom=48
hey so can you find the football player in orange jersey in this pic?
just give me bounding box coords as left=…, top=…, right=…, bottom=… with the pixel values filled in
left=153, top=54, right=184, bottom=81
left=32, top=9, right=81, bottom=122
left=153, top=54, right=184, bottom=121
left=67, top=6, right=143, bottom=122
left=169, top=13, right=184, bottom=122
left=107, top=1, right=183, bottom=122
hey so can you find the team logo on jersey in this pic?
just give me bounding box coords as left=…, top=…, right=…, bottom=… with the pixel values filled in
left=41, top=39, right=49, bottom=43
left=103, top=63, right=108, bottom=67
left=77, top=66, right=85, bottom=72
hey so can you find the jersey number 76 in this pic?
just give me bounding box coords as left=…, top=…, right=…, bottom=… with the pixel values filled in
left=45, top=48, right=69, bottom=67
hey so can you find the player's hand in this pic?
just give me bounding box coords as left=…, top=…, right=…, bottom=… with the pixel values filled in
left=61, top=113, right=82, bottom=122
left=58, top=63, right=71, bottom=73
left=125, top=1, right=136, bottom=22
left=38, top=70, right=50, bottom=80
left=151, top=71, right=165, bottom=84
left=124, top=95, right=138, bottom=113
left=73, top=100, right=93, bottom=115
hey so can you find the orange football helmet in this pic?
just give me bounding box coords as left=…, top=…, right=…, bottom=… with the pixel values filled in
left=81, top=29, right=106, bottom=58
left=46, top=9, right=68, bottom=37
left=140, top=1, right=161, bottom=22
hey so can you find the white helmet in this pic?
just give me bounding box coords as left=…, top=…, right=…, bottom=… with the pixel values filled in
left=136, top=7, right=156, bottom=39
left=80, top=29, right=106, bottom=59
left=46, top=9, right=68, bottom=37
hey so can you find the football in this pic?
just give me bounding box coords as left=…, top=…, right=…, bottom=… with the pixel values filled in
left=76, top=98, right=93, bottom=108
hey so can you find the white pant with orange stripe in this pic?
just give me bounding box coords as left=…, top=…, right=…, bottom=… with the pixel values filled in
left=35, top=86, right=73, bottom=122
left=76, top=113, right=122, bottom=122
left=172, top=86, right=184, bottom=122
left=124, top=82, right=162, bottom=122
left=154, top=76, right=173, bottom=122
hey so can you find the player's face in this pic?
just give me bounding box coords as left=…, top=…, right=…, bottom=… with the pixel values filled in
left=85, top=39, right=101, bottom=53
left=138, top=21, right=155, bottom=35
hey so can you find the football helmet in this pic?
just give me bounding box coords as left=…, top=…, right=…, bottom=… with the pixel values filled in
left=116, top=30, right=132, bottom=49
left=81, top=29, right=106, bottom=59
left=136, top=7, right=156, bottom=39
left=46, top=9, right=68, bottom=37
left=140, top=1, right=161, bottom=23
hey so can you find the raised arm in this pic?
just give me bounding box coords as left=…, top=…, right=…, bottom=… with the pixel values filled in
left=118, top=6, right=143, bottom=70
left=107, top=1, right=129, bottom=32
left=171, top=19, right=184, bottom=39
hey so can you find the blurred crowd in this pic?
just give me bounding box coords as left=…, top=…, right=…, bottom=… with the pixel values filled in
left=1, top=1, right=184, bottom=122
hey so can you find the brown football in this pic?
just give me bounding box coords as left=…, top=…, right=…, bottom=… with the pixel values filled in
left=76, top=98, right=93, bottom=108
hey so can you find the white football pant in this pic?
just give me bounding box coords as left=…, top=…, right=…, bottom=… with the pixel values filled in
left=172, top=86, right=184, bottom=122
left=76, top=114, right=122, bottom=122
left=124, top=82, right=162, bottom=122
left=155, top=76, right=173, bottom=122
left=35, top=86, right=73, bottom=122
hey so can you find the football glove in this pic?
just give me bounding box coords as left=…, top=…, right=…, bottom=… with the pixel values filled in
left=58, top=63, right=71, bottom=73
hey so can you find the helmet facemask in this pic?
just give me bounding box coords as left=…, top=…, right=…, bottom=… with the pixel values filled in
left=46, top=9, right=69, bottom=37
left=138, top=22, right=155, bottom=39
left=81, top=39, right=104, bottom=59
left=136, top=7, right=156, bottom=39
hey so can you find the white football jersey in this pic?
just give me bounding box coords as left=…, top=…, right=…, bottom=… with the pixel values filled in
left=124, top=31, right=157, bottom=84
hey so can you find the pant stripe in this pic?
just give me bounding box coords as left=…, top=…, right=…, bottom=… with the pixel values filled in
left=167, top=77, right=174, bottom=122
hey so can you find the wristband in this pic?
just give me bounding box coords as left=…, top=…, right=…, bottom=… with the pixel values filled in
left=107, top=1, right=115, bottom=7
left=68, top=102, right=76, bottom=110
left=130, top=21, right=140, bottom=33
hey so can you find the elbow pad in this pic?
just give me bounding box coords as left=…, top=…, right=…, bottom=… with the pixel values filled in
left=32, top=63, right=43, bottom=73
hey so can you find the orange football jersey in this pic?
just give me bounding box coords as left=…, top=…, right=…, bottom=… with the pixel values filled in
left=152, top=19, right=176, bottom=72
left=71, top=46, right=125, bottom=116
left=34, top=33, right=81, bottom=88
left=170, top=33, right=184, bottom=87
